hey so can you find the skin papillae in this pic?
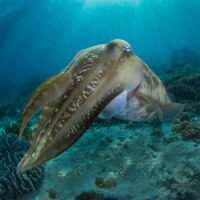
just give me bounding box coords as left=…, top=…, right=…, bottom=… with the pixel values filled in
left=17, top=39, right=184, bottom=173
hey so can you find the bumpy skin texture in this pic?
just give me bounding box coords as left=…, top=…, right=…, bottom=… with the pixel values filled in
left=18, top=39, right=183, bottom=173
left=0, top=134, right=44, bottom=200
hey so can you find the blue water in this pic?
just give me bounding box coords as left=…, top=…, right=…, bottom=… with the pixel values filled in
left=0, top=0, right=200, bottom=100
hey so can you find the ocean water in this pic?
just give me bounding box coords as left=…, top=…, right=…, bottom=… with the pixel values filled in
left=0, top=0, right=200, bottom=200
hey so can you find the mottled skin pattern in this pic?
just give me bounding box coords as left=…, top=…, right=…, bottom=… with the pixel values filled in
left=17, top=39, right=183, bottom=173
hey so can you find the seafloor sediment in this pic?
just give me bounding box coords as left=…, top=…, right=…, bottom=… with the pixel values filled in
left=19, top=118, right=200, bottom=200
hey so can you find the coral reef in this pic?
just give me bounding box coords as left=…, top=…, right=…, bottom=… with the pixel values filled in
left=0, top=133, right=44, bottom=200
left=172, top=111, right=200, bottom=141
left=165, top=73, right=200, bottom=102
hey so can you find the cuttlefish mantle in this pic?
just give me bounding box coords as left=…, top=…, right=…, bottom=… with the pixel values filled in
left=17, top=39, right=184, bottom=173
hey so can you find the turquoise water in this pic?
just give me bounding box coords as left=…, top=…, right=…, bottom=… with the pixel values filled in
left=0, top=1, right=200, bottom=200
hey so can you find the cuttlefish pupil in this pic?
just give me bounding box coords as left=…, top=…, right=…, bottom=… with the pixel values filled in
left=17, top=39, right=184, bottom=174
left=122, top=45, right=132, bottom=52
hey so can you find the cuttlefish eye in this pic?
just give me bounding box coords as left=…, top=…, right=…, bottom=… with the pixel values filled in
left=106, top=39, right=133, bottom=60
left=107, top=40, right=132, bottom=53
left=122, top=45, right=132, bottom=52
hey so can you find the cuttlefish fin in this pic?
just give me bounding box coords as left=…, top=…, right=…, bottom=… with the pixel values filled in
left=137, top=58, right=170, bottom=104
left=156, top=102, right=184, bottom=121
left=136, top=92, right=184, bottom=122
left=133, top=56, right=184, bottom=121
left=19, top=71, right=71, bottom=138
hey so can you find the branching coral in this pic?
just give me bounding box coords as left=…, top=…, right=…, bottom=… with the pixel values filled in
left=0, top=133, right=44, bottom=200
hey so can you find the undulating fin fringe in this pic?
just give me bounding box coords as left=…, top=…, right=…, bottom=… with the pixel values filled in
left=136, top=90, right=184, bottom=122
left=131, top=58, right=184, bottom=122
left=140, top=61, right=170, bottom=104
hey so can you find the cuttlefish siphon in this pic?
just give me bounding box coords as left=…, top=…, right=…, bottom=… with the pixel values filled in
left=17, top=39, right=184, bottom=173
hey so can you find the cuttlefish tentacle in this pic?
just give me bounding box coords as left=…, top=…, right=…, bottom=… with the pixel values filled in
left=19, top=71, right=71, bottom=138
left=30, top=100, right=61, bottom=143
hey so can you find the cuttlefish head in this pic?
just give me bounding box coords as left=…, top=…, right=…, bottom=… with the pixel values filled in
left=104, top=39, right=140, bottom=88
left=105, top=39, right=133, bottom=64
left=17, top=39, right=141, bottom=174
left=106, top=39, right=141, bottom=92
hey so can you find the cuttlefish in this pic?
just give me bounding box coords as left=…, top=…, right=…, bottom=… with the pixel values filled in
left=17, top=39, right=184, bottom=173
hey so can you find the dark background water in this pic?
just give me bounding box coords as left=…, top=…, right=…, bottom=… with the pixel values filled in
left=0, top=0, right=200, bottom=100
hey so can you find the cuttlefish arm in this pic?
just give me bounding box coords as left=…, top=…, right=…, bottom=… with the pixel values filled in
left=17, top=39, right=141, bottom=173
left=19, top=71, right=71, bottom=138
left=19, top=46, right=99, bottom=139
